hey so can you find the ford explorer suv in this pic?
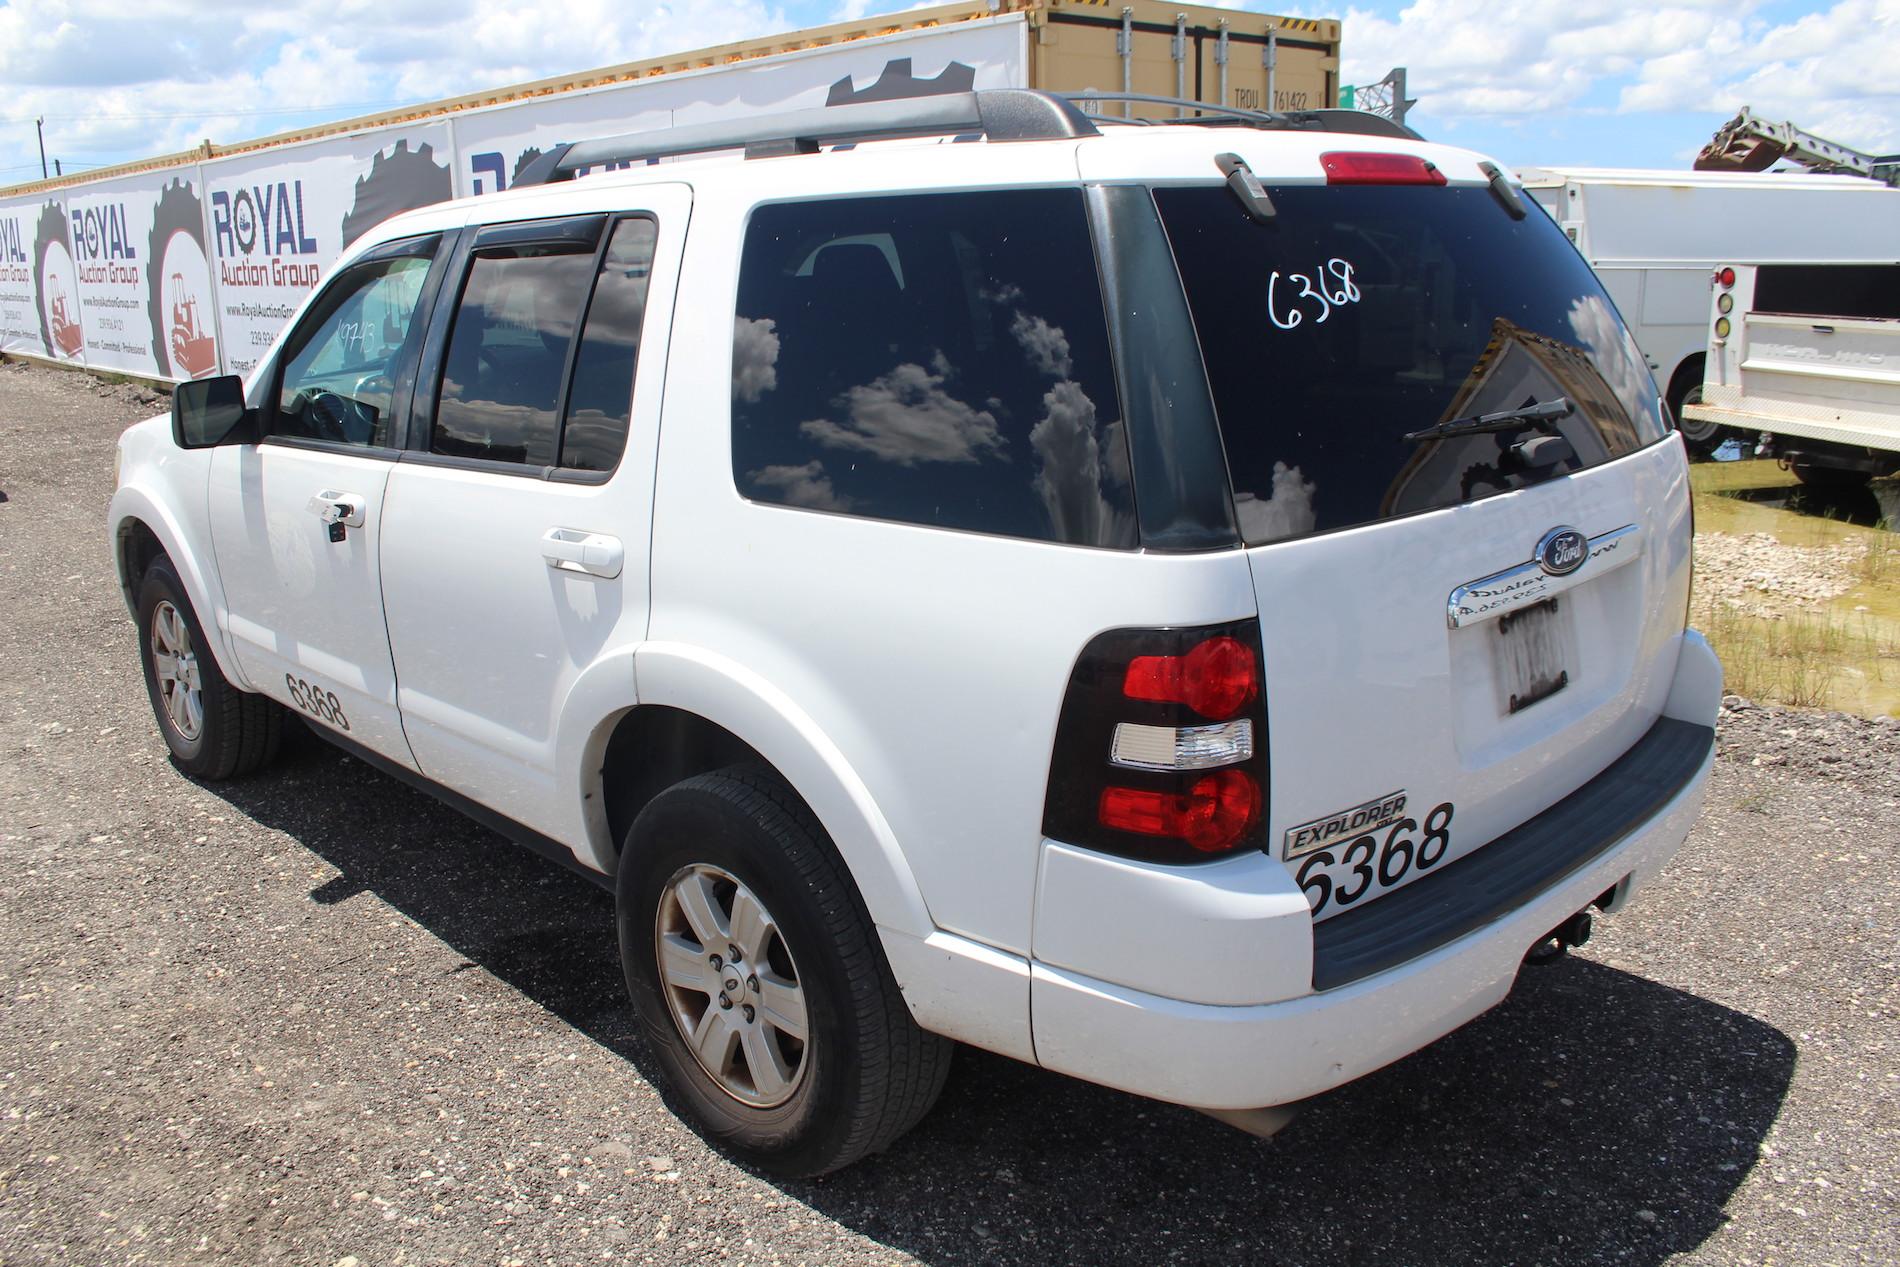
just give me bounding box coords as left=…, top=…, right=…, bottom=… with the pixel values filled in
left=109, top=91, right=1721, bottom=1176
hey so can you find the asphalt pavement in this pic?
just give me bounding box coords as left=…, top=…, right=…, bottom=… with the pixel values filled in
left=1, top=361, right=1894, bottom=1266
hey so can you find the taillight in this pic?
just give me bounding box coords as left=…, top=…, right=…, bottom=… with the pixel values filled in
left=1123, top=635, right=1258, bottom=719
left=1320, top=151, right=1447, bottom=186
left=1717, top=266, right=1736, bottom=288
left=1043, top=621, right=1269, bottom=864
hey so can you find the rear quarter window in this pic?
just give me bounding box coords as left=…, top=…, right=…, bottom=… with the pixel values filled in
left=730, top=190, right=1137, bottom=549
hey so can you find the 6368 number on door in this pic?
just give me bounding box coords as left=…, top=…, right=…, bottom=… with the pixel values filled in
left=285, top=674, right=351, bottom=732
left=1295, top=803, right=1454, bottom=918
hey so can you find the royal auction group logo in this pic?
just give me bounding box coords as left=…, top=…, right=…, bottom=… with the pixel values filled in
left=148, top=179, right=218, bottom=379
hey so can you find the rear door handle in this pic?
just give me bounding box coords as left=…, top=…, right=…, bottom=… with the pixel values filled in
left=306, top=490, right=366, bottom=528
left=541, top=527, right=623, bottom=579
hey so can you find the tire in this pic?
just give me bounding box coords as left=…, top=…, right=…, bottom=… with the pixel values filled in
left=1791, top=462, right=1872, bottom=491
left=1669, top=381, right=1724, bottom=457
left=135, top=554, right=283, bottom=779
left=618, top=768, right=951, bottom=1177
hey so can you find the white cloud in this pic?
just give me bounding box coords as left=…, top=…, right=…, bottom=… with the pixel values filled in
left=1028, top=378, right=1131, bottom=547
left=1010, top=310, right=1072, bottom=378
left=732, top=315, right=780, bottom=402
left=1233, top=460, right=1319, bottom=544
left=1337, top=0, right=1900, bottom=153
left=801, top=359, right=1005, bottom=465
left=748, top=459, right=852, bottom=511
left=0, top=0, right=791, bottom=179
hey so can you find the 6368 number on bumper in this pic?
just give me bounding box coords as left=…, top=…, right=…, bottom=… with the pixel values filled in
left=1296, top=803, right=1454, bottom=918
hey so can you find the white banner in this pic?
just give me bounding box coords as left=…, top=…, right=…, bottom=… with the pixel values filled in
left=0, top=201, right=46, bottom=358
left=205, top=125, right=453, bottom=376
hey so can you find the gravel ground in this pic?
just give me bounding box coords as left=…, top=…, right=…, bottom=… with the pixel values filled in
left=1691, top=532, right=1874, bottom=618
left=1, top=361, right=1895, bottom=1267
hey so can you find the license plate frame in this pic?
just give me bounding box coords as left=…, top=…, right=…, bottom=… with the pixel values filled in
left=1494, top=597, right=1571, bottom=715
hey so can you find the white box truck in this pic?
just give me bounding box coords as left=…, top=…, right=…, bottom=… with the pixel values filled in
left=1517, top=167, right=1900, bottom=454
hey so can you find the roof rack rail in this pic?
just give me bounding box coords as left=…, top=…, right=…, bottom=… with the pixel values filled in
left=1062, top=92, right=1423, bottom=142
left=512, top=89, right=1100, bottom=187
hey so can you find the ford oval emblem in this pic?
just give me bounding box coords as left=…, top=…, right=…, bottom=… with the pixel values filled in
left=1536, top=526, right=1588, bottom=577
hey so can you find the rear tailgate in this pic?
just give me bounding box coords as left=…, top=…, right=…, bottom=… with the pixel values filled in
left=1151, top=169, right=1691, bottom=924
left=1249, top=441, right=1690, bottom=920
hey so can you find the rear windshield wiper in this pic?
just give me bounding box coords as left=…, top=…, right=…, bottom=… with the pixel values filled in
left=1403, top=396, right=1574, bottom=444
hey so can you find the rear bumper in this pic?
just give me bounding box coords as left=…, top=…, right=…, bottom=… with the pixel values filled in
left=1025, top=632, right=1720, bottom=1112
left=1682, top=399, right=1900, bottom=451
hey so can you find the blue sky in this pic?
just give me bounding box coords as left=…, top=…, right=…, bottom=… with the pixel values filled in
left=1, top=0, right=1894, bottom=187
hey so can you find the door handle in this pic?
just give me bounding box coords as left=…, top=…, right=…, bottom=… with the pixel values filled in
left=541, top=527, right=623, bottom=579
left=306, top=490, right=366, bottom=528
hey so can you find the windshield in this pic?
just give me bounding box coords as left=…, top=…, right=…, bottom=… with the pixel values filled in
left=1153, top=185, right=1668, bottom=546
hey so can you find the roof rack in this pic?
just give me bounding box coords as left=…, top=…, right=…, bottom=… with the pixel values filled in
left=1061, top=92, right=1423, bottom=141
left=512, top=89, right=1099, bottom=187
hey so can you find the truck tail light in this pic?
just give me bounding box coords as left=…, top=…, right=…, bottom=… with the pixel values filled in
left=1043, top=621, right=1269, bottom=863
left=1718, top=266, right=1736, bottom=288
left=1321, top=152, right=1446, bottom=186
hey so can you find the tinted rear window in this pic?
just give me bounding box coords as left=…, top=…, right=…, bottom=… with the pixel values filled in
left=1755, top=264, right=1900, bottom=320
left=730, top=190, right=1136, bottom=548
left=1154, top=185, right=1667, bottom=545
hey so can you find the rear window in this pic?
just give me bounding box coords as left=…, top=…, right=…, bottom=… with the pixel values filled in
left=1755, top=264, right=1900, bottom=321
left=1154, top=185, right=1668, bottom=545
left=730, top=190, right=1136, bottom=549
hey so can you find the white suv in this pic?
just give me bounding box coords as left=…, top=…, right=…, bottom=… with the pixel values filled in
left=109, top=91, right=1721, bottom=1176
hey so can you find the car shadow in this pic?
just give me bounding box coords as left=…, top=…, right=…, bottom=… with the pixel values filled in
left=204, top=728, right=1795, bottom=1267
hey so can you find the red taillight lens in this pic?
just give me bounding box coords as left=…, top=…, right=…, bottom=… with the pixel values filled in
left=1123, top=635, right=1259, bottom=720
left=1321, top=151, right=1447, bottom=186
left=1099, top=769, right=1262, bottom=853
left=1718, top=266, right=1736, bottom=288
left=1043, top=620, right=1270, bottom=865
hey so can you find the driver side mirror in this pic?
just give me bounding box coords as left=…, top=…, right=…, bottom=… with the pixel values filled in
left=172, top=374, right=258, bottom=449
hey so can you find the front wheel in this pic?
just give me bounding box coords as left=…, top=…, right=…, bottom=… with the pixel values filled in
left=618, top=769, right=950, bottom=1176
left=136, top=554, right=283, bottom=779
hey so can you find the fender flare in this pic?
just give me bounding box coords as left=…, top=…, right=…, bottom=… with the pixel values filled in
left=107, top=483, right=250, bottom=690
left=628, top=641, right=936, bottom=941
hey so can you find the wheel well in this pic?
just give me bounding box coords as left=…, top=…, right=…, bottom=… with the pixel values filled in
left=599, top=706, right=772, bottom=856
left=116, top=518, right=164, bottom=606
left=1665, top=354, right=1706, bottom=415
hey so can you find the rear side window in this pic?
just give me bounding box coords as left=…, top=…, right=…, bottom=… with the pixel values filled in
left=730, top=190, right=1136, bottom=549
left=1154, top=185, right=1669, bottom=546
left=433, top=217, right=656, bottom=470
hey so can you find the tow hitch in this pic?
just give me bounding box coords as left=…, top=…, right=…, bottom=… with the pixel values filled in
left=1525, top=910, right=1593, bottom=966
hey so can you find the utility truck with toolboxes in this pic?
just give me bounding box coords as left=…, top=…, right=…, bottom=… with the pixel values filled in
left=1683, top=260, right=1900, bottom=483
left=1516, top=167, right=1900, bottom=456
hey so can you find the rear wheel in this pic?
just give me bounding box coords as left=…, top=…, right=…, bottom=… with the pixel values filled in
left=136, top=554, right=282, bottom=779
left=618, top=768, right=950, bottom=1176
left=1669, top=379, right=1724, bottom=457
left=1791, top=461, right=1872, bottom=491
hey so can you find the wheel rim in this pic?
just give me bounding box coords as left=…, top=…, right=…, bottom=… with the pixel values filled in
left=654, top=863, right=810, bottom=1108
left=148, top=600, right=204, bottom=742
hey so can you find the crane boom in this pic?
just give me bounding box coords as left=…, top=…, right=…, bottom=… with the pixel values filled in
left=1695, top=108, right=1900, bottom=186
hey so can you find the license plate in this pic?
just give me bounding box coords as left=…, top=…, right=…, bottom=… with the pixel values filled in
left=1495, top=598, right=1570, bottom=714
